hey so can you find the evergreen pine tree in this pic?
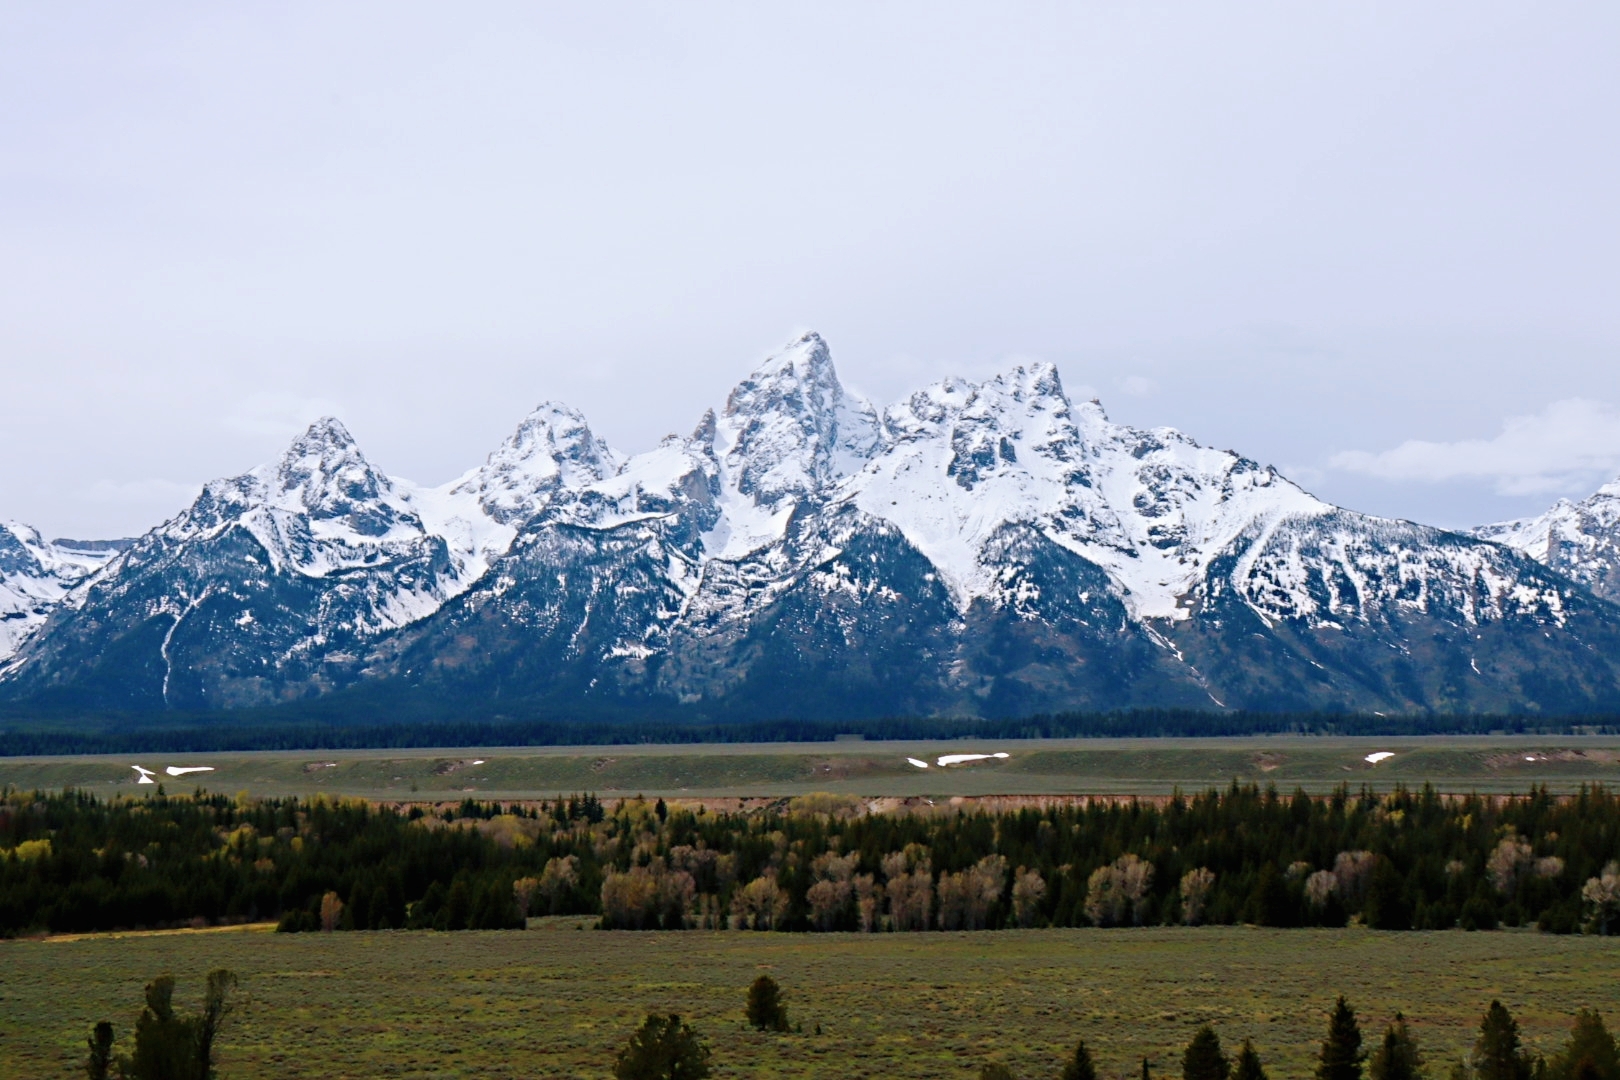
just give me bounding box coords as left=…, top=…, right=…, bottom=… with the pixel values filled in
left=746, top=975, right=790, bottom=1032
left=1551, top=1011, right=1619, bottom=1080
left=1474, top=1002, right=1535, bottom=1080
left=127, top=976, right=198, bottom=1080
left=1318, top=997, right=1366, bottom=1080
left=1364, top=861, right=1414, bottom=931
left=1063, top=1039, right=1098, bottom=1080
left=613, top=1014, right=711, bottom=1080
left=1235, top=1040, right=1269, bottom=1080
left=1185, top=1026, right=1231, bottom=1080
left=1371, top=1013, right=1426, bottom=1080
left=85, top=1021, right=115, bottom=1080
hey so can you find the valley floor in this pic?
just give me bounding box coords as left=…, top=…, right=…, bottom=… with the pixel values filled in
left=4, top=734, right=1620, bottom=800
left=5, top=924, right=1618, bottom=1080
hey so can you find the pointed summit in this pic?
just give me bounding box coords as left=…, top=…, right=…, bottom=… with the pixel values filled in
left=252, top=417, right=415, bottom=537
left=454, top=401, right=621, bottom=524
left=713, top=331, right=882, bottom=507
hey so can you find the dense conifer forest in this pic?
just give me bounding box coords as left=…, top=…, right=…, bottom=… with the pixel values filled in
left=3, top=783, right=1619, bottom=938
left=2, top=707, right=1614, bottom=756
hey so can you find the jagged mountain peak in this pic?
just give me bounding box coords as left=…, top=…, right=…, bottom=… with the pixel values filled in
left=259, top=417, right=405, bottom=524
left=453, top=400, right=622, bottom=525
left=1474, top=473, right=1620, bottom=602
left=1, top=521, right=122, bottom=661
left=711, top=331, right=882, bottom=509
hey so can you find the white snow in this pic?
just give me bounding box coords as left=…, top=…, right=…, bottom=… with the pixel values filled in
left=906, top=757, right=930, bottom=769
left=164, top=766, right=214, bottom=776
left=0, top=523, right=122, bottom=660
left=6, top=330, right=1583, bottom=685
left=936, top=752, right=1011, bottom=766
left=1364, top=752, right=1395, bottom=764
left=131, top=766, right=156, bottom=784
left=1475, top=474, right=1620, bottom=600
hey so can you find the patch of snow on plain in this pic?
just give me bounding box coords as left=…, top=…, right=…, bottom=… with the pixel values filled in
left=1364, top=752, right=1395, bottom=764
left=164, top=766, right=214, bottom=776
left=936, top=752, right=1011, bottom=766
left=906, top=757, right=930, bottom=769
left=131, top=766, right=156, bottom=784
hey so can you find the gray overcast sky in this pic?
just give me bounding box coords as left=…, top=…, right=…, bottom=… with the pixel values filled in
left=3, top=2, right=1618, bottom=539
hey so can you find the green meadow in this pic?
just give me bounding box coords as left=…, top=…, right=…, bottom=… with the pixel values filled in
left=5, top=925, right=1618, bottom=1080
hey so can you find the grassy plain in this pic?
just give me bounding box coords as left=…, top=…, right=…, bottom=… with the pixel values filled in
left=3, top=735, right=1619, bottom=801
left=4, top=925, right=1618, bottom=1080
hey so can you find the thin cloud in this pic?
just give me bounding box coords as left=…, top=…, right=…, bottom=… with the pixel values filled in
left=1329, top=398, right=1620, bottom=496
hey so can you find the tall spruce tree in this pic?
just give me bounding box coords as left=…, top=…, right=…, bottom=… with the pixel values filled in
left=1185, top=1026, right=1231, bottom=1080
left=1371, top=1013, right=1426, bottom=1080
left=85, top=1021, right=116, bottom=1080
left=1063, top=1039, right=1098, bottom=1080
left=1551, top=1011, right=1619, bottom=1080
left=1318, top=997, right=1367, bottom=1080
left=1234, top=1040, right=1269, bottom=1080
left=613, top=1014, right=711, bottom=1080
left=1474, top=1002, right=1535, bottom=1080
left=746, top=975, right=790, bottom=1032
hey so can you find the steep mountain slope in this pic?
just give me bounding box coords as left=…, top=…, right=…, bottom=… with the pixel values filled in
left=1474, top=478, right=1620, bottom=603
left=6, top=331, right=1620, bottom=718
left=0, top=410, right=618, bottom=709
left=0, top=525, right=124, bottom=660
left=368, top=333, right=1620, bottom=717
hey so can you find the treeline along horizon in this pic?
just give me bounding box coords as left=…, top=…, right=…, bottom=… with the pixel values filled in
left=2, top=782, right=1619, bottom=938
left=2, top=706, right=1616, bottom=755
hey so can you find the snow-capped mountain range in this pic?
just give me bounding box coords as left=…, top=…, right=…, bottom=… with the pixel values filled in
left=6, top=332, right=1620, bottom=717
left=1473, top=481, right=1620, bottom=605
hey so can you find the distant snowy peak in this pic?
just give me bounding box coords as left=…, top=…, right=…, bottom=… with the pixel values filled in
left=846, top=359, right=1327, bottom=618
left=173, top=417, right=427, bottom=577
left=0, top=522, right=120, bottom=659
left=451, top=401, right=622, bottom=525
left=1474, top=476, right=1620, bottom=602
left=712, top=331, right=882, bottom=508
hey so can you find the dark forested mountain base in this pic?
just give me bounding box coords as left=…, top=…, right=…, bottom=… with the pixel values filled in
left=1, top=708, right=1615, bottom=756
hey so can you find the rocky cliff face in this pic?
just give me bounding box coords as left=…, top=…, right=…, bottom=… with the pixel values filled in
left=1475, top=479, right=1620, bottom=604
left=0, top=525, right=124, bottom=661
left=7, top=332, right=1620, bottom=718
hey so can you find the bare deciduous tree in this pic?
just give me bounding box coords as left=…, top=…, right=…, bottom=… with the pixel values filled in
left=854, top=873, right=882, bottom=932
left=1582, top=860, right=1620, bottom=935
left=319, top=890, right=344, bottom=932
left=1180, top=867, right=1216, bottom=926
left=1333, top=851, right=1377, bottom=909
left=512, top=876, right=540, bottom=920
left=1011, top=867, right=1046, bottom=928
left=938, top=855, right=1008, bottom=930
left=1488, top=836, right=1535, bottom=895
left=883, top=846, right=934, bottom=931
left=806, top=851, right=859, bottom=930
left=731, top=873, right=788, bottom=930
left=1086, top=854, right=1155, bottom=927
left=539, top=854, right=580, bottom=915
left=1306, top=870, right=1339, bottom=909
